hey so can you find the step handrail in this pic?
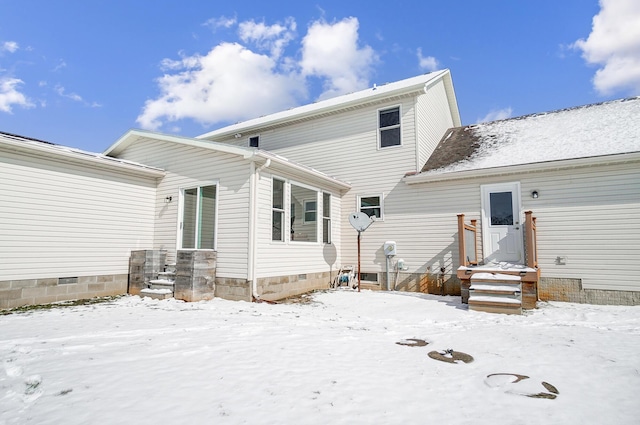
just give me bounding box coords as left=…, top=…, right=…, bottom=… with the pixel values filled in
left=457, top=214, right=478, bottom=267
left=524, top=211, right=538, bottom=268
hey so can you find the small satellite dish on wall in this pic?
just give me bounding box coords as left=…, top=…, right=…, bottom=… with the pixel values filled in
left=349, top=212, right=375, bottom=233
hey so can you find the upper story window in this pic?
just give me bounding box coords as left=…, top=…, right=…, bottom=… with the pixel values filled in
left=359, top=194, right=383, bottom=219
left=181, top=185, right=217, bottom=249
left=379, top=106, right=401, bottom=148
left=249, top=136, right=259, bottom=148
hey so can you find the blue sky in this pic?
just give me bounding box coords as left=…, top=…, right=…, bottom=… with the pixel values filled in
left=1, top=0, right=638, bottom=152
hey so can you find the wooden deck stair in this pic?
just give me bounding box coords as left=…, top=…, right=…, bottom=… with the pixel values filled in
left=468, top=272, right=522, bottom=315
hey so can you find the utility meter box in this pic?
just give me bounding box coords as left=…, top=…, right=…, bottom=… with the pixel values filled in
left=384, top=241, right=397, bottom=257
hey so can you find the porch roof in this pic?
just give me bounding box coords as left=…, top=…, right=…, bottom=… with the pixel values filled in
left=0, top=131, right=165, bottom=178
left=405, top=97, right=640, bottom=184
left=105, top=129, right=352, bottom=192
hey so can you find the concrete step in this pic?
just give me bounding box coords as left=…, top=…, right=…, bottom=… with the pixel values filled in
left=140, top=288, right=173, bottom=300
left=148, top=279, right=175, bottom=291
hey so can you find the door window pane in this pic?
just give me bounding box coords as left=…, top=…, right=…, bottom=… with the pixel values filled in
left=490, top=192, right=513, bottom=225
left=291, top=184, right=317, bottom=242
left=182, top=188, right=197, bottom=249
left=182, top=185, right=216, bottom=249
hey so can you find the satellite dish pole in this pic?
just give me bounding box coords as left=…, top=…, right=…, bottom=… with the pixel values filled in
left=348, top=212, right=375, bottom=292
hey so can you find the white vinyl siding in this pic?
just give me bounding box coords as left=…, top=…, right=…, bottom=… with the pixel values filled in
left=399, top=161, right=640, bottom=292
left=115, top=138, right=251, bottom=279
left=256, top=172, right=341, bottom=278
left=0, top=149, right=156, bottom=281
left=416, top=79, right=457, bottom=170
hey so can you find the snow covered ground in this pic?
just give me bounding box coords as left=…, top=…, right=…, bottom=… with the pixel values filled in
left=1, top=291, right=639, bottom=424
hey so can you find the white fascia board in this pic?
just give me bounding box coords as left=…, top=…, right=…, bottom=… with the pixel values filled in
left=404, top=151, right=640, bottom=185
left=255, top=150, right=352, bottom=193
left=196, top=70, right=451, bottom=141
left=103, top=129, right=350, bottom=192
left=1, top=134, right=165, bottom=178
left=104, top=129, right=252, bottom=158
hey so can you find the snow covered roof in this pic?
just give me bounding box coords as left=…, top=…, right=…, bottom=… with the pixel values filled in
left=196, top=70, right=460, bottom=141
left=412, top=97, right=640, bottom=181
left=0, top=131, right=165, bottom=177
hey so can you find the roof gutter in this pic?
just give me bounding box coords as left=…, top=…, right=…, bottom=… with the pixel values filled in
left=404, top=151, right=640, bottom=185
left=197, top=70, right=451, bottom=141
left=0, top=135, right=165, bottom=178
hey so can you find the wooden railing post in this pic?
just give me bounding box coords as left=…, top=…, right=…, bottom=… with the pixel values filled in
left=524, top=211, right=538, bottom=268
left=457, top=214, right=466, bottom=267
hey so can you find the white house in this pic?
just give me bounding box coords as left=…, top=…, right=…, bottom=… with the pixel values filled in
left=1, top=70, right=638, bottom=311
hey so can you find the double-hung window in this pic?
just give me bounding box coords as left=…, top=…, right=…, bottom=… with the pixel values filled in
left=379, top=106, right=401, bottom=148
left=359, top=195, right=383, bottom=219
left=272, top=178, right=285, bottom=241
left=322, top=193, right=331, bottom=244
left=181, top=185, right=217, bottom=249
left=291, top=184, right=318, bottom=242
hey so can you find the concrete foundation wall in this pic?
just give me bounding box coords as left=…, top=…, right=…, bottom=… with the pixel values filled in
left=257, top=271, right=332, bottom=301
left=0, top=274, right=128, bottom=309
left=539, top=277, right=640, bottom=306
left=215, top=277, right=251, bottom=302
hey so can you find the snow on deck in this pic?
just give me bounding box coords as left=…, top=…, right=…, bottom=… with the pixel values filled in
left=471, top=272, right=522, bottom=281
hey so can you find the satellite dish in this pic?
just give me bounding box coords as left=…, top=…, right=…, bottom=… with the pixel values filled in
left=349, top=212, right=375, bottom=232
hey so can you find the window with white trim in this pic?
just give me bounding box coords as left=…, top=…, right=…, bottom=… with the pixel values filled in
left=379, top=106, right=401, bottom=148
left=291, top=184, right=317, bottom=242
left=359, top=194, right=383, bottom=219
left=272, top=178, right=285, bottom=241
left=181, top=185, right=217, bottom=249
left=249, top=136, right=259, bottom=148
left=322, top=192, right=331, bottom=244
left=303, top=200, right=317, bottom=223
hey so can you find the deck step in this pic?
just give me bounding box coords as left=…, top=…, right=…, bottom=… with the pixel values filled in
left=469, top=272, right=522, bottom=315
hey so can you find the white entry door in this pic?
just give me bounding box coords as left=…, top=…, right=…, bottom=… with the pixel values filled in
left=480, top=182, right=523, bottom=264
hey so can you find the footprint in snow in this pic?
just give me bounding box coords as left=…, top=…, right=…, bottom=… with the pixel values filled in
left=428, top=349, right=474, bottom=364
left=4, top=358, right=23, bottom=377
left=485, top=373, right=559, bottom=399
left=23, top=375, right=44, bottom=403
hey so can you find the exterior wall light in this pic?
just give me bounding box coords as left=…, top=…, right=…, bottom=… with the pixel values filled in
left=531, top=191, right=539, bottom=199
left=165, top=196, right=173, bottom=203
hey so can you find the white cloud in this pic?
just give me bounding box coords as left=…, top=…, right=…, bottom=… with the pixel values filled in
left=54, top=84, right=101, bottom=107
left=0, top=77, right=33, bottom=113
left=52, top=60, right=67, bottom=72
left=1, top=41, right=19, bottom=53
left=137, top=42, right=306, bottom=131
left=203, top=16, right=237, bottom=31
left=572, top=0, right=640, bottom=95
left=477, top=107, right=513, bottom=123
left=417, top=48, right=439, bottom=72
left=300, top=17, right=377, bottom=100
left=238, top=17, right=296, bottom=58
left=55, top=84, right=83, bottom=102
left=139, top=16, right=380, bottom=131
